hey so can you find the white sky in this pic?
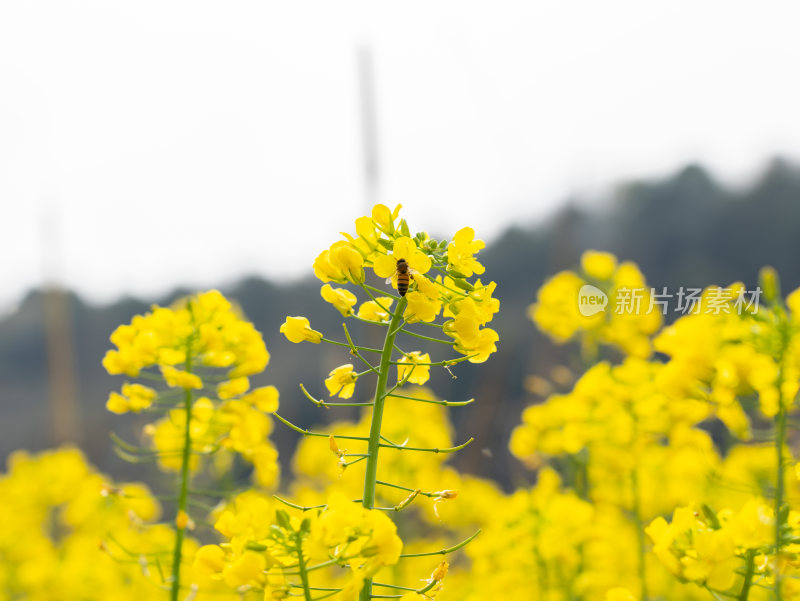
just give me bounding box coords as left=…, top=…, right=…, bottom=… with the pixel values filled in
left=2, top=1, right=800, bottom=310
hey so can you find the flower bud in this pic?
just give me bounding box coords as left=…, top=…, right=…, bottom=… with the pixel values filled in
left=759, top=266, right=780, bottom=304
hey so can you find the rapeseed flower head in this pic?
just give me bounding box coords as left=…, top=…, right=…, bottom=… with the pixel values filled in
left=530, top=250, right=661, bottom=358
left=301, top=204, right=501, bottom=398
left=104, top=290, right=281, bottom=512
left=280, top=316, right=323, bottom=344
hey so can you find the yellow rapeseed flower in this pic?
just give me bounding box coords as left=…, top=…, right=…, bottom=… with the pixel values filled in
left=314, top=241, right=365, bottom=284
left=161, top=365, right=203, bottom=389
left=217, top=376, right=250, bottom=400
left=404, top=291, right=441, bottom=323
left=241, top=386, right=280, bottom=413
left=325, top=364, right=359, bottom=399
left=358, top=297, right=394, bottom=323
left=447, top=227, right=485, bottom=277
left=397, top=352, right=431, bottom=385
left=320, top=284, right=358, bottom=316
left=373, top=236, right=432, bottom=282
left=280, top=316, right=323, bottom=344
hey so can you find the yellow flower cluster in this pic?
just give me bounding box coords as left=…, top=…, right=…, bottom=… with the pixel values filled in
left=270, top=201, right=502, bottom=598
left=530, top=250, right=661, bottom=357
left=510, top=358, right=717, bottom=515
left=285, top=204, right=500, bottom=374
left=192, top=491, right=402, bottom=600
left=509, top=256, right=800, bottom=601
left=653, top=283, right=800, bottom=439
left=0, top=447, right=165, bottom=600
left=647, top=501, right=777, bottom=592
left=103, top=290, right=280, bottom=487
left=103, top=289, right=269, bottom=380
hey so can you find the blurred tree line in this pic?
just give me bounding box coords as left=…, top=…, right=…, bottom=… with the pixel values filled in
left=3, top=159, right=800, bottom=489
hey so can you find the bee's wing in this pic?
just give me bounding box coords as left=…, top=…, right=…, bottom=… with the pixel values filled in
left=408, top=268, right=420, bottom=277
left=385, top=276, right=394, bottom=285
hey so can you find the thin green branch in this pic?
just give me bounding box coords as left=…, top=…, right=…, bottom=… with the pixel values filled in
left=386, top=393, right=474, bottom=407
left=390, top=354, right=474, bottom=367
left=359, top=284, right=401, bottom=318
left=351, top=314, right=390, bottom=326
left=343, top=323, right=382, bottom=375
left=362, top=283, right=401, bottom=301
left=273, top=413, right=370, bottom=441
left=382, top=364, right=417, bottom=399
left=321, top=337, right=383, bottom=354
left=299, top=383, right=374, bottom=408
left=378, top=437, right=474, bottom=454
left=273, top=495, right=328, bottom=512
left=376, top=480, right=440, bottom=499
left=399, top=530, right=481, bottom=558
left=289, top=585, right=342, bottom=592
left=372, top=583, right=419, bottom=592
left=379, top=434, right=403, bottom=446
left=397, top=328, right=453, bottom=345
left=392, top=343, right=408, bottom=356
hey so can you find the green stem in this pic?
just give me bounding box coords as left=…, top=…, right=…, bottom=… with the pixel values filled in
left=774, top=315, right=791, bottom=601
left=775, top=403, right=787, bottom=601
left=739, top=550, right=756, bottom=601
left=295, top=533, right=313, bottom=601
left=632, top=463, right=648, bottom=601
left=170, top=348, right=193, bottom=601
left=359, top=296, right=407, bottom=601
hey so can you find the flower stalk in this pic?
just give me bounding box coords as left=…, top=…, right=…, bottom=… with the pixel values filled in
left=359, top=296, right=407, bottom=601
left=170, top=339, right=193, bottom=601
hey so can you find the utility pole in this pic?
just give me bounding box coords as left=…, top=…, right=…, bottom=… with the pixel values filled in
left=358, top=45, right=380, bottom=211
left=355, top=45, right=385, bottom=405
left=41, top=206, right=81, bottom=446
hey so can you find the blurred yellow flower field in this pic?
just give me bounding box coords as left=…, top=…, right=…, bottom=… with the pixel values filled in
left=4, top=208, right=800, bottom=601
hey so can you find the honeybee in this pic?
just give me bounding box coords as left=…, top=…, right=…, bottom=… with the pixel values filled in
left=386, top=258, right=418, bottom=296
